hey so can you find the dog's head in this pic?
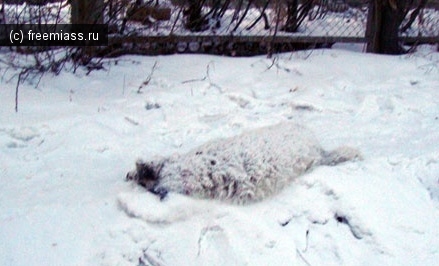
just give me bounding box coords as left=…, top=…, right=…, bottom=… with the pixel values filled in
left=126, top=159, right=161, bottom=188
left=126, top=159, right=168, bottom=199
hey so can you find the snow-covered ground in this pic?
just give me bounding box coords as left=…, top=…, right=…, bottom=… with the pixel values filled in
left=1, top=45, right=439, bottom=265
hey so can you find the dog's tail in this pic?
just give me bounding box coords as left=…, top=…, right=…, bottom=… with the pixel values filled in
left=321, top=146, right=362, bottom=166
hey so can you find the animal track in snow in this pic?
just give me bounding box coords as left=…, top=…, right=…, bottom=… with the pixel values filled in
left=197, top=225, right=239, bottom=264
left=0, top=126, right=42, bottom=149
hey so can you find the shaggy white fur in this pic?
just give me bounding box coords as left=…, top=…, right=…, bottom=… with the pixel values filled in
left=127, top=123, right=361, bottom=204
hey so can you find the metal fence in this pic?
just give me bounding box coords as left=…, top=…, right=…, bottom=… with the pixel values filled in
left=107, top=0, right=438, bottom=55
left=116, top=1, right=369, bottom=38
left=1, top=0, right=438, bottom=55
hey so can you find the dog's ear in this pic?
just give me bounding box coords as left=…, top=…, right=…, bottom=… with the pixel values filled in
left=135, top=159, right=146, bottom=173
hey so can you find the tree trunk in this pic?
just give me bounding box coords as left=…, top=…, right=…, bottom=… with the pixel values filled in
left=0, top=1, right=5, bottom=24
left=70, top=0, right=105, bottom=65
left=366, top=0, right=413, bottom=54
left=379, top=0, right=411, bottom=54
left=283, top=0, right=299, bottom=32
left=71, top=0, right=105, bottom=24
left=366, top=0, right=381, bottom=53
left=185, top=0, right=207, bottom=32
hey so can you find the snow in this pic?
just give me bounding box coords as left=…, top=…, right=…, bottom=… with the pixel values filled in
left=1, top=46, right=439, bottom=265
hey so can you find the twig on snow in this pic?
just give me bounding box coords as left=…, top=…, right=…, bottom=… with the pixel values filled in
left=296, top=248, right=312, bottom=266
left=138, top=61, right=158, bottom=94
left=181, top=62, right=223, bottom=93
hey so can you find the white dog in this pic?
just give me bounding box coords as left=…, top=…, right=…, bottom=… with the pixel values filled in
left=126, top=123, right=361, bottom=204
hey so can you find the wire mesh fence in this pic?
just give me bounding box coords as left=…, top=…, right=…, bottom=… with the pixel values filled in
left=107, top=0, right=438, bottom=38
left=400, top=6, right=439, bottom=37
left=110, top=0, right=370, bottom=38
left=107, top=0, right=438, bottom=54
left=1, top=0, right=438, bottom=55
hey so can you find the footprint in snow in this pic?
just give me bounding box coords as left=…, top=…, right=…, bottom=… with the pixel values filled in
left=227, top=93, right=254, bottom=109
left=197, top=225, right=240, bottom=265
left=1, top=126, right=42, bottom=149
